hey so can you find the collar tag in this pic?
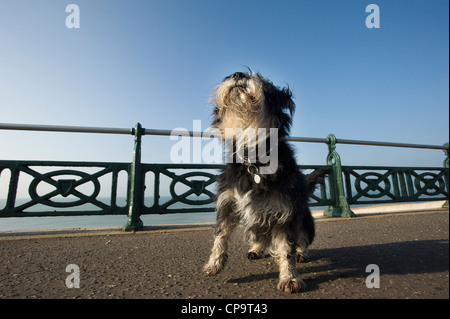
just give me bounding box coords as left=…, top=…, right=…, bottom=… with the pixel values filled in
left=247, top=165, right=261, bottom=184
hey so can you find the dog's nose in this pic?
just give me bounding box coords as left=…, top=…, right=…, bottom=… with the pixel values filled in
left=232, top=72, right=247, bottom=80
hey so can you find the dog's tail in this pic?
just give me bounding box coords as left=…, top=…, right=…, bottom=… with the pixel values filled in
left=306, top=168, right=331, bottom=195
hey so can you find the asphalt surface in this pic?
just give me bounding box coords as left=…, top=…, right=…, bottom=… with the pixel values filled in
left=0, top=211, right=448, bottom=300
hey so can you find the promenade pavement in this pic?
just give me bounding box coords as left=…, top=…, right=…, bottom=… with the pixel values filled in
left=0, top=208, right=448, bottom=300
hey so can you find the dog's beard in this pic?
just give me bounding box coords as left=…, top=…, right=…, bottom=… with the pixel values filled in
left=211, top=75, right=267, bottom=133
left=210, top=74, right=273, bottom=154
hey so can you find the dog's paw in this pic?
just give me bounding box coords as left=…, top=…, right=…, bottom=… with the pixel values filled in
left=247, top=251, right=263, bottom=260
left=204, top=255, right=227, bottom=276
left=204, top=264, right=222, bottom=276
left=277, top=278, right=306, bottom=293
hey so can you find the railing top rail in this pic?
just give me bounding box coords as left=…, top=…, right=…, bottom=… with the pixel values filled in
left=332, top=138, right=447, bottom=150
left=0, top=122, right=132, bottom=135
left=1, top=122, right=448, bottom=151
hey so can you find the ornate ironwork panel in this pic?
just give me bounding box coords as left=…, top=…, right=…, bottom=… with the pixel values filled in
left=0, top=160, right=130, bottom=217
left=341, top=166, right=449, bottom=205
left=140, top=164, right=222, bottom=214
left=138, top=164, right=332, bottom=215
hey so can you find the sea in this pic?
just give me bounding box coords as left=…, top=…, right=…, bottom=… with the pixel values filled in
left=0, top=196, right=218, bottom=232
left=0, top=196, right=329, bottom=232
left=0, top=212, right=219, bottom=232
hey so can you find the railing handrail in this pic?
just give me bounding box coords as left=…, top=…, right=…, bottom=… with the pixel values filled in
left=1, top=122, right=448, bottom=151
left=0, top=122, right=132, bottom=135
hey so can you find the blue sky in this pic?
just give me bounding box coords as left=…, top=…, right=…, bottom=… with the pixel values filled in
left=0, top=0, right=448, bottom=168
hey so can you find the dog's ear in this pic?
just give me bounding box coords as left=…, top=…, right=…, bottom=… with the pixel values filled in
left=280, top=87, right=295, bottom=117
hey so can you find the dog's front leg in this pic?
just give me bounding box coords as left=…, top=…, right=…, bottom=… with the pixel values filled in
left=204, top=209, right=237, bottom=276
left=272, top=233, right=306, bottom=293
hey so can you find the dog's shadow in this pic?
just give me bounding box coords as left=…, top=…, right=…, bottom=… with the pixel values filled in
left=227, top=239, right=449, bottom=292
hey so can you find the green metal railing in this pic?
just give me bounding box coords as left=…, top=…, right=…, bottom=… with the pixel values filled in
left=0, top=123, right=448, bottom=231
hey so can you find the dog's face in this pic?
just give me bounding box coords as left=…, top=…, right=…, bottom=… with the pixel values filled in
left=210, top=71, right=295, bottom=139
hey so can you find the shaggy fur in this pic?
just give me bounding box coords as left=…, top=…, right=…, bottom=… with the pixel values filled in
left=204, top=71, right=325, bottom=293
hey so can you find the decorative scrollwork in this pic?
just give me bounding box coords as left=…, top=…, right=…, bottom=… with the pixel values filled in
left=28, top=169, right=100, bottom=208
left=0, top=161, right=129, bottom=216
left=354, top=172, right=391, bottom=199
left=343, top=167, right=448, bottom=205
left=414, top=172, right=446, bottom=196
left=169, top=172, right=216, bottom=205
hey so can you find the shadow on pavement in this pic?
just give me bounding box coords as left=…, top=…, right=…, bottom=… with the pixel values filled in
left=227, top=239, right=449, bottom=293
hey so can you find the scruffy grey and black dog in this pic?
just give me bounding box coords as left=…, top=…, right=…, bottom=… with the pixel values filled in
left=204, top=71, right=327, bottom=293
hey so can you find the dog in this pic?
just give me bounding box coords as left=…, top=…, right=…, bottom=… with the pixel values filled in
left=204, top=70, right=327, bottom=293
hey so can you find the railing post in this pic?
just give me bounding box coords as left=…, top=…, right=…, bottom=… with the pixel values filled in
left=443, top=142, right=449, bottom=209
left=123, top=123, right=145, bottom=231
left=324, top=134, right=356, bottom=217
